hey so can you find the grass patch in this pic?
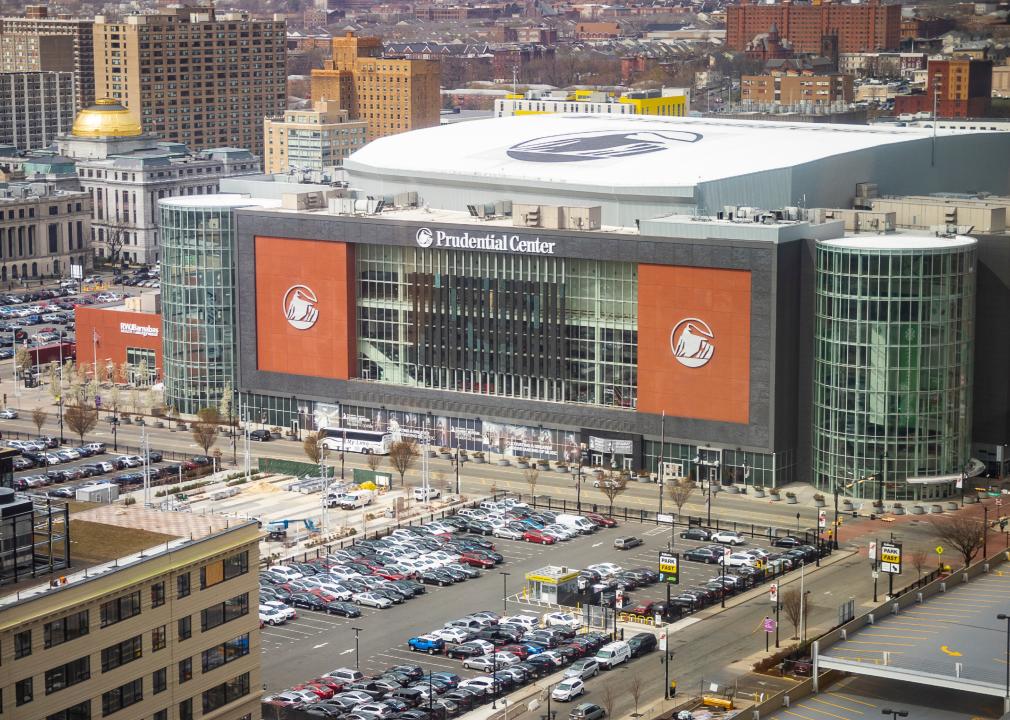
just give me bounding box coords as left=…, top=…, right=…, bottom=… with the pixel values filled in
left=69, top=520, right=176, bottom=564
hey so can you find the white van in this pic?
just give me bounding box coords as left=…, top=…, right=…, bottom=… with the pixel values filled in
left=595, top=641, right=631, bottom=669
left=339, top=490, right=374, bottom=509
left=555, top=514, right=597, bottom=534
left=413, top=487, right=441, bottom=501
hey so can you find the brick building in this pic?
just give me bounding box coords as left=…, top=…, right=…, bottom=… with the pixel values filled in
left=727, top=0, right=901, bottom=54
left=742, top=69, right=853, bottom=105
left=894, top=58, right=993, bottom=118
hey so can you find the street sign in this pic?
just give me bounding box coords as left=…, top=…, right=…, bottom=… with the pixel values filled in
left=769, top=583, right=778, bottom=604
left=658, top=551, right=679, bottom=585
left=95, top=395, right=102, bottom=408
left=659, top=628, right=668, bottom=652
left=869, top=541, right=877, bottom=561
left=880, top=541, right=902, bottom=574
left=657, top=513, right=674, bottom=525
left=818, top=510, right=826, bottom=529
left=616, top=588, right=624, bottom=607
left=762, top=617, right=776, bottom=633
left=936, top=545, right=944, bottom=555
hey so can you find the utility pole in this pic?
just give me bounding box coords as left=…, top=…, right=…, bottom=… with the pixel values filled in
left=659, top=410, right=666, bottom=514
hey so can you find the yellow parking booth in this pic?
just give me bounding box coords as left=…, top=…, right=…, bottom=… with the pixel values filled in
left=525, top=566, right=581, bottom=605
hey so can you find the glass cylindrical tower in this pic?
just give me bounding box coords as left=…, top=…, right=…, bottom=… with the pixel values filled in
left=812, top=235, right=976, bottom=502
left=160, top=195, right=264, bottom=415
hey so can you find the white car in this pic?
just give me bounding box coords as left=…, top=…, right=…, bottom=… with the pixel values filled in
left=496, top=652, right=521, bottom=666
left=426, top=521, right=456, bottom=534
left=544, top=524, right=578, bottom=540
left=501, top=615, right=540, bottom=631
left=551, top=678, right=585, bottom=702
left=462, top=656, right=505, bottom=672
left=261, top=600, right=297, bottom=621
left=711, top=531, right=746, bottom=546
left=354, top=592, right=393, bottom=609
left=459, top=677, right=497, bottom=694
left=493, top=526, right=524, bottom=540
left=259, top=607, right=288, bottom=626
left=265, top=690, right=318, bottom=705
left=469, top=639, right=496, bottom=656
left=543, top=612, right=583, bottom=630
left=541, top=527, right=569, bottom=542
left=268, top=565, right=305, bottom=582
left=433, top=627, right=473, bottom=644
left=565, top=658, right=600, bottom=680
left=315, top=582, right=352, bottom=600
left=587, top=562, right=623, bottom=578
left=719, top=552, right=757, bottom=568
left=0, top=408, right=18, bottom=419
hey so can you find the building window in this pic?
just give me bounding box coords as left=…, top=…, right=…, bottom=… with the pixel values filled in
left=100, top=591, right=141, bottom=627
left=201, top=633, right=250, bottom=673
left=153, top=667, right=167, bottom=694
left=14, top=629, right=31, bottom=658
left=44, top=611, right=89, bottom=648
left=16, top=677, right=33, bottom=706
left=101, top=678, right=143, bottom=716
left=179, top=698, right=193, bottom=720
left=178, top=657, right=193, bottom=683
left=177, top=572, right=191, bottom=598
left=154, top=711, right=167, bottom=720
left=152, top=626, right=167, bottom=651
left=200, top=550, right=248, bottom=589
left=151, top=582, right=166, bottom=608
left=178, top=615, right=192, bottom=640
left=45, top=656, right=91, bottom=694
left=200, top=593, right=249, bottom=631
left=46, top=700, right=91, bottom=720
left=125, top=348, right=157, bottom=385
left=202, top=672, right=250, bottom=714
left=101, top=635, right=143, bottom=673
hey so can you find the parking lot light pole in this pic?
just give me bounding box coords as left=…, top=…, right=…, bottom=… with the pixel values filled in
left=998, top=614, right=1010, bottom=701
left=500, top=571, right=510, bottom=616
left=833, top=481, right=840, bottom=550
left=881, top=710, right=908, bottom=720
left=491, top=645, right=498, bottom=709
left=351, top=626, right=362, bottom=669
left=455, top=451, right=460, bottom=495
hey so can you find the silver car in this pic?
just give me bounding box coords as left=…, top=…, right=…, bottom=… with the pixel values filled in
left=565, top=658, right=600, bottom=680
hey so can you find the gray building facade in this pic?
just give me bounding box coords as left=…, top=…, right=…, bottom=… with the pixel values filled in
left=0, top=71, right=75, bottom=152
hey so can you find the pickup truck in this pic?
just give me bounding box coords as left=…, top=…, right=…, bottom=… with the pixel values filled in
left=407, top=635, right=445, bottom=655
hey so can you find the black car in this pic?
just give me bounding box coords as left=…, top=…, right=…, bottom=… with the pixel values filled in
left=442, top=691, right=477, bottom=711
left=684, top=547, right=721, bottom=563
left=771, top=535, right=803, bottom=548
left=389, top=665, right=424, bottom=683
left=12, top=456, right=34, bottom=470
left=392, top=579, right=425, bottom=596
left=326, top=600, right=361, bottom=617
left=627, top=632, right=657, bottom=657
left=465, top=520, right=494, bottom=536
left=680, top=527, right=712, bottom=541
left=250, top=429, right=272, bottom=441
left=148, top=451, right=163, bottom=463
left=440, top=566, right=470, bottom=583
left=526, top=655, right=557, bottom=673
left=628, top=567, right=660, bottom=584
left=446, top=643, right=485, bottom=660
left=290, top=592, right=327, bottom=610
left=419, top=570, right=453, bottom=587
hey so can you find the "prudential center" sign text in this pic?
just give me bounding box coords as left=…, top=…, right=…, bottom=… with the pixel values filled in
left=415, top=227, right=556, bottom=255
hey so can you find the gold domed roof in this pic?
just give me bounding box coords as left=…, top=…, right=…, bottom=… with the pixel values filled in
left=71, top=98, right=143, bottom=138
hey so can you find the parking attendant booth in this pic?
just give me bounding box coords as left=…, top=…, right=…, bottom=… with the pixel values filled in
left=524, top=566, right=581, bottom=605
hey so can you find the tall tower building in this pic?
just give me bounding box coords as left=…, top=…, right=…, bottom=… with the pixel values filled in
left=310, top=32, right=440, bottom=141
left=0, top=6, right=95, bottom=109
left=93, top=6, right=287, bottom=153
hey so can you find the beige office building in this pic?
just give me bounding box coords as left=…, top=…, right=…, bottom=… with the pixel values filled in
left=0, top=6, right=95, bottom=110
left=93, top=6, right=287, bottom=153
left=264, top=99, right=367, bottom=173
left=0, top=505, right=261, bottom=720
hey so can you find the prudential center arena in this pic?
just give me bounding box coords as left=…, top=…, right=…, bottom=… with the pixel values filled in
left=210, top=114, right=1010, bottom=502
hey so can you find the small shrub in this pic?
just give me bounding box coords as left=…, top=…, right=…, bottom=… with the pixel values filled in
left=813, top=493, right=825, bottom=501
left=123, top=496, right=136, bottom=506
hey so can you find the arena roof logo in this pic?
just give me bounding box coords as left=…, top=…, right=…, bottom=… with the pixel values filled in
left=283, top=285, right=319, bottom=330
left=506, top=130, right=702, bottom=163
left=670, top=318, right=715, bottom=368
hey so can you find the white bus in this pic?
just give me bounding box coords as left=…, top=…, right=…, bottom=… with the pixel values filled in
left=318, top=427, right=393, bottom=455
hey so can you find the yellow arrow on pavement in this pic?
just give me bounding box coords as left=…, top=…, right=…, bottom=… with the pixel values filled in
left=940, top=646, right=962, bottom=657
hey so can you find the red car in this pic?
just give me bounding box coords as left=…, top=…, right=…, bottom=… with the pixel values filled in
left=631, top=601, right=656, bottom=616
left=524, top=529, right=556, bottom=545
left=308, top=677, right=345, bottom=693
left=292, top=683, right=335, bottom=699
left=586, top=513, right=617, bottom=528
left=500, top=644, right=531, bottom=660
left=459, top=551, right=495, bottom=568
left=373, top=568, right=407, bottom=581
left=309, top=589, right=339, bottom=603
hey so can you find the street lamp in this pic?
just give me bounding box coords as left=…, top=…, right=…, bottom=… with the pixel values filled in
left=998, top=613, right=1010, bottom=701
left=881, top=710, right=908, bottom=720
left=351, top=626, right=363, bottom=669
left=500, top=571, right=510, bottom=616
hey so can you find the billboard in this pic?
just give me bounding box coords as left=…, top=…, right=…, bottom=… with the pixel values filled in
left=637, top=265, right=751, bottom=424
left=254, top=237, right=356, bottom=379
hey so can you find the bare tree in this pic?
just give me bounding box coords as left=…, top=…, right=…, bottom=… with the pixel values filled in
left=930, top=515, right=986, bottom=567
left=629, top=675, right=643, bottom=716
left=667, top=478, right=695, bottom=514
left=910, top=548, right=929, bottom=580
left=32, top=407, right=48, bottom=434
left=600, top=683, right=617, bottom=719
left=64, top=403, right=98, bottom=444
left=303, top=432, right=322, bottom=465
left=14, top=346, right=31, bottom=379
left=388, top=440, right=419, bottom=486
left=366, top=453, right=381, bottom=473
left=523, top=466, right=540, bottom=499
left=781, top=588, right=811, bottom=640
left=191, top=407, right=221, bottom=455
left=596, top=470, right=629, bottom=515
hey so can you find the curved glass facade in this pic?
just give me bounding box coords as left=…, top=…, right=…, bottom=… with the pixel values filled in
left=160, top=197, right=252, bottom=415
left=813, top=236, right=976, bottom=501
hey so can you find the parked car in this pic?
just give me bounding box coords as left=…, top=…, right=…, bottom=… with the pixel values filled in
left=250, top=429, right=273, bottom=441
left=771, top=535, right=803, bottom=548
left=551, top=678, right=585, bottom=702
left=354, top=592, right=393, bottom=609
left=408, top=635, right=445, bottom=655
left=564, top=658, right=600, bottom=680
left=613, top=536, right=643, bottom=550
left=679, top=527, right=712, bottom=541
left=570, top=703, right=606, bottom=720
left=710, top=530, right=746, bottom=546
left=684, top=547, right=722, bottom=564
left=627, top=632, right=657, bottom=657
left=585, top=513, right=617, bottom=528
left=523, top=529, right=556, bottom=545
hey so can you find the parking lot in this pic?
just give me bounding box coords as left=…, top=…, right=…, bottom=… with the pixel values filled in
left=259, top=505, right=825, bottom=701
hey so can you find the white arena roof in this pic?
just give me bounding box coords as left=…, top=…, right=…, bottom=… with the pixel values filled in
left=348, top=114, right=935, bottom=188
left=344, top=114, right=1010, bottom=227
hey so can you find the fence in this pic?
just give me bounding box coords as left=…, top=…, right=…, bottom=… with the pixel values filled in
left=258, top=457, right=334, bottom=479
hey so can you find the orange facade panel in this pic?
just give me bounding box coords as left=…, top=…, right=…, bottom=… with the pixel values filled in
left=637, top=265, right=751, bottom=424
left=254, top=237, right=356, bottom=380
left=74, top=306, right=163, bottom=377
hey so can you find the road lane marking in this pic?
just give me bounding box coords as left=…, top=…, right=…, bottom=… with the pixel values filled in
left=809, top=696, right=865, bottom=715
left=313, top=642, right=329, bottom=649
left=940, top=645, right=962, bottom=657
left=829, top=692, right=878, bottom=708
left=844, top=641, right=916, bottom=646
left=860, top=633, right=934, bottom=639
left=803, top=700, right=859, bottom=720
left=340, top=648, right=355, bottom=655
left=783, top=709, right=820, bottom=720
left=591, top=542, right=603, bottom=548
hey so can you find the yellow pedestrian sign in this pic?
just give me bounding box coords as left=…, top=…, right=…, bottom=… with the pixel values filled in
left=935, top=546, right=944, bottom=555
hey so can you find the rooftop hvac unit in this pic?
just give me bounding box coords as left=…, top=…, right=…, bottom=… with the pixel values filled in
left=394, top=191, right=418, bottom=207
left=524, top=207, right=540, bottom=227
left=495, top=200, right=513, bottom=216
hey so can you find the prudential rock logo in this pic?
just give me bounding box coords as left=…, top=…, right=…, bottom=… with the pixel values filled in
left=283, top=285, right=319, bottom=330
left=415, top=227, right=434, bottom=248
left=670, top=318, right=715, bottom=368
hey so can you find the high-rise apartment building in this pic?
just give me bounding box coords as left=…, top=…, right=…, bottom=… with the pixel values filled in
left=726, top=0, right=901, bottom=54
left=0, top=504, right=261, bottom=720
left=93, top=6, right=287, bottom=153
left=0, top=71, right=76, bottom=151
left=0, top=6, right=95, bottom=110
left=894, top=58, right=993, bottom=118
left=263, top=99, right=367, bottom=173
left=311, top=32, right=440, bottom=141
